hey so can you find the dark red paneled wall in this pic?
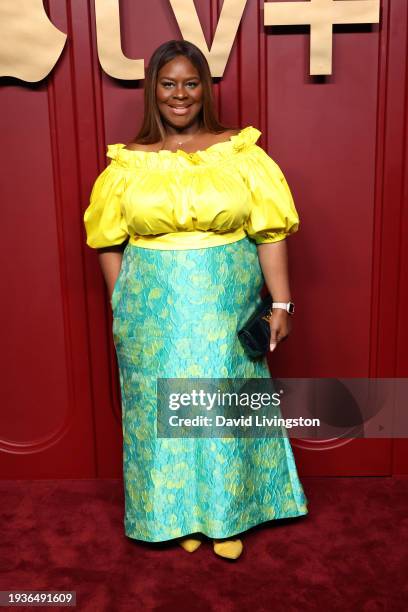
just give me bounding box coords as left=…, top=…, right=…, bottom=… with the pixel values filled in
left=0, top=0, right=406, bottom=477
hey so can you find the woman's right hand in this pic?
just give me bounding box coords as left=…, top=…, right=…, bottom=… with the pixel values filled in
left=109, top=279, right=118, bottom=303
left=97, top=246, right=124, bottom=304
left=109, top=273, right=122, bottom=305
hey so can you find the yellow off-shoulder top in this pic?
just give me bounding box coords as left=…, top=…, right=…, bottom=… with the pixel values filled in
left=83, top=125, right=300, bottom=250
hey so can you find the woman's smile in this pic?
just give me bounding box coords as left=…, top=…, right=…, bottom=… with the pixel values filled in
left=168, top=104, right=192, bottom=116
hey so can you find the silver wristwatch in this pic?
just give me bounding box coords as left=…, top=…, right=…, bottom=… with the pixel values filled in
left=271, top=302, right=295, bottom=314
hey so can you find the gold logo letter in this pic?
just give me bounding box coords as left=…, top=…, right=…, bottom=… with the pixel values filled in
left=0, top=0, right=66, bottom=82
left=170, top=0, right=248, bottom=78
left=95, top=0, right=144, bottom=80
left=264, top=0, right=380, bottom=75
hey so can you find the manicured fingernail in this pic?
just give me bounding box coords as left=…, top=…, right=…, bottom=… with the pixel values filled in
left=270, top=343, right=276, bottom=352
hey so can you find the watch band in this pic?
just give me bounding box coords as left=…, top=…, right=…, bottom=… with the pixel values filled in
left=271, top=302, right=295, bottom=314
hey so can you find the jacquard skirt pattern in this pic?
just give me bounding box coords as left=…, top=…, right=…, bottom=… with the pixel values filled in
left=111, top=236, right=308, bottom=542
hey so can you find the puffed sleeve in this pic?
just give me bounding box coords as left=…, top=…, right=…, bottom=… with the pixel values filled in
left=83, top=159, right=129, bottom=249
left=241, top=144, right=300, bottom=244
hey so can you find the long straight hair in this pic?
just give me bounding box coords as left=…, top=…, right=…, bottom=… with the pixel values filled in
left=132, top=40, right=238, bottom=144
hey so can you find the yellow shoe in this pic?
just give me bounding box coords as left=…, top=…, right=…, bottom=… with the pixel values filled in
left=179, top=537, right=202, bottom=553
left=213, top=538, right=243, bottom=559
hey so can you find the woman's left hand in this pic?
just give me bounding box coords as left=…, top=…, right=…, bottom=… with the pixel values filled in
left=268, top=310, right=292, bottom=352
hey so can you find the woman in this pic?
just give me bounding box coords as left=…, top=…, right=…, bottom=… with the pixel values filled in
left=83, top=40, right=308, bottom=560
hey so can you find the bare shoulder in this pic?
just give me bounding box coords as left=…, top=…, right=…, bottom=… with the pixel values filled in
left=220, top=128, right=241, bottom=139
left=208, top=128, right=241, bottom=145
left=226, top=128, right=242, bottom=136
left=123, top=128, right=242, bottom=151
left=123, top=141, right=159, bottom=152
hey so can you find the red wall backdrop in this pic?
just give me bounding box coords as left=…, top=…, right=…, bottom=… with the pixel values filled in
left=0, top=0, right=407, bottom=478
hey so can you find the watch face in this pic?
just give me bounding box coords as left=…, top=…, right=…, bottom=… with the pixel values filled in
left=288, top=302, right=295, bottom=314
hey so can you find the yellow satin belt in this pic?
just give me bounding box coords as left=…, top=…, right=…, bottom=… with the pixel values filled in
left=128, top=227, right=247, bottom=250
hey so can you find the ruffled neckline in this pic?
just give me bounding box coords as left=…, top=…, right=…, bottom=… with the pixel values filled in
left=106, top=125, right=261, bottom=169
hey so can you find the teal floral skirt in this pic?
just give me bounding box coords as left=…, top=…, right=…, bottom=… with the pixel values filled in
left=111, top=236, right=308, bottom=542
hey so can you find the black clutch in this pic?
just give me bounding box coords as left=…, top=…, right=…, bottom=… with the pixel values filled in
left=237, top=294, right=273, bottom=358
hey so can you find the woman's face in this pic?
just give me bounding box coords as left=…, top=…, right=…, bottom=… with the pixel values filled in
left=156, top=55, right=203, bottom=130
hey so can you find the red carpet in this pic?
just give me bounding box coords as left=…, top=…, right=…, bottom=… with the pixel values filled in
left=0, top=477, right=406, bottom=611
